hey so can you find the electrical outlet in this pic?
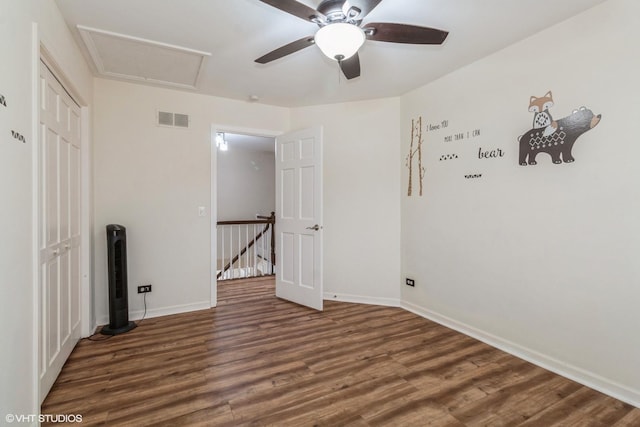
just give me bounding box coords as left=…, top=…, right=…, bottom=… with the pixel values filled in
left=137, top=285, right=152, bottom=293
left=405, top=278, right=415, bottom=287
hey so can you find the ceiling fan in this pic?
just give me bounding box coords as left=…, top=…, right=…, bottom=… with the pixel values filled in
left=255, top=0, right=449, bottom=80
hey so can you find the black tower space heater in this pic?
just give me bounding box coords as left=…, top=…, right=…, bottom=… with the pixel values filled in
left=101, top=224, right=136, bottom=335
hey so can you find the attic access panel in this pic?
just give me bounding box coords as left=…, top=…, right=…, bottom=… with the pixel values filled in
left=78, top=25, right=211, bottom=90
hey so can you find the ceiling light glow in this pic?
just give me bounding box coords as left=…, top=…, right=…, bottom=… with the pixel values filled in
left=314, top=23, right=365, bottom=61
left=216, top=132, right=228, bottom=151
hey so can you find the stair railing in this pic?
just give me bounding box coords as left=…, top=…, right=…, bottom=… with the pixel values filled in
left=216, top=212, right=275, bottom=280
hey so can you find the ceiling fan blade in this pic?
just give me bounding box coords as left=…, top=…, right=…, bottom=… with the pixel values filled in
left=342, top=0, right=383, bottom=20
left=258, top=0, right=325, bottom=23
left=364, top=22, right=449, bottom=44
left=339, top=53, right=361, bottom=80
left=255, top=36, right=315, bottom=64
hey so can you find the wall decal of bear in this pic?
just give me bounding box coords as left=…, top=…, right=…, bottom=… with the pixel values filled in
left=518, top=94, right=602, bottom=166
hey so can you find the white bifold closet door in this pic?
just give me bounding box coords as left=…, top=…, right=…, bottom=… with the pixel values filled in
left=38, top=60, right=82, bottom=403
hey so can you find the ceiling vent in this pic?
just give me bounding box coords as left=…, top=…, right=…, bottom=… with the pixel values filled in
left=77, top=25, right=211, bottom=90
left=157, top=111, right=190, bottom=128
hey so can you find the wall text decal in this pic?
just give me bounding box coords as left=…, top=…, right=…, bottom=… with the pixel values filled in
left=426, top=120, right=448, bottom=132
left=443, top=128, right=481, bottom=143
left=478, top=147, right=505, bottom=159
left=0, top=94, right=6, bottom=107
left=11, top=130, right=26, bottom=144
left=423, top=117, right=482, bottom=145
left=428, top=118, right=492, bottom=181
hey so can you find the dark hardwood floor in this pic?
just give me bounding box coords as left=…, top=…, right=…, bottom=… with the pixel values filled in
left=42, top=277, right=640, bottom=426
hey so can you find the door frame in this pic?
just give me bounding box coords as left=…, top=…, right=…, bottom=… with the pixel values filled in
left=209, top=124, right=282, bottom=308
left=32, top=30, right=92, bottom=407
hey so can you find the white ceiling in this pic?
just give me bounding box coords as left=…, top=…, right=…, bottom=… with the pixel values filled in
left=55, top=0, right=607, bottom=108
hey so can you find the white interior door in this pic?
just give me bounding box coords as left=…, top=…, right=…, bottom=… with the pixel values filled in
left=275, top=127, right=323, bottom=310
left=39, top=60, right=82, bottom=403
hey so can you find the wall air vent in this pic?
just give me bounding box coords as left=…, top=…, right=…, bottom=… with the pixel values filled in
left=157, top=111, right=190, bottom=128
left=174, top=113, right=189, bottom=128
left=158, top=111, right=173, bottom=126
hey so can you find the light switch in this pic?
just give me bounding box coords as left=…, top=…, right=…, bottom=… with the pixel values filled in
left=198, top=206, right=206, bottom=217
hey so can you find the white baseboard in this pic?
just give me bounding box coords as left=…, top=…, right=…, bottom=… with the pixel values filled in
left=401, top=300, right=640, bottom=409
left=95, top=300, right=211, bottom=327
left=324, top=292, right=400, bottom=307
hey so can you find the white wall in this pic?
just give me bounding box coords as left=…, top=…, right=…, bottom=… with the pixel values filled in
left=0, top=0, right=93, bottom=418
left=94, top=82, right=402, bottom=321
left=400, top=0, right=640, bottom=406
left=93, top=79, right=289, bottom=325
left=291, top=98, right=402, bottom=306
left=217, top=146, right=275, bottom=221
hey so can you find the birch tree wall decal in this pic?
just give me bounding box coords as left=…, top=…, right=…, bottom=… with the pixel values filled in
left=417, top=116, right=425, bottom=196
left=406, top=119, right=415, bottom=196
left=406, top=116, right=425, bottom=196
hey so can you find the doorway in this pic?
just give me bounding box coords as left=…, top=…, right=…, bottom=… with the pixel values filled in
left=216, top=132, right=276, bottom=225
left=213, top=131, right=276, bottom=284
left=210, top=126, right=324, bottom=312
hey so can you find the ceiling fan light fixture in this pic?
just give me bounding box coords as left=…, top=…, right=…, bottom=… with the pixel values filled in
left=314, top=23, right=365, bottom=61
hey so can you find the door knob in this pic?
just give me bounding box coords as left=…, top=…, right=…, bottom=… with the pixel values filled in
left=306, top=224, right=321, bottom=231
